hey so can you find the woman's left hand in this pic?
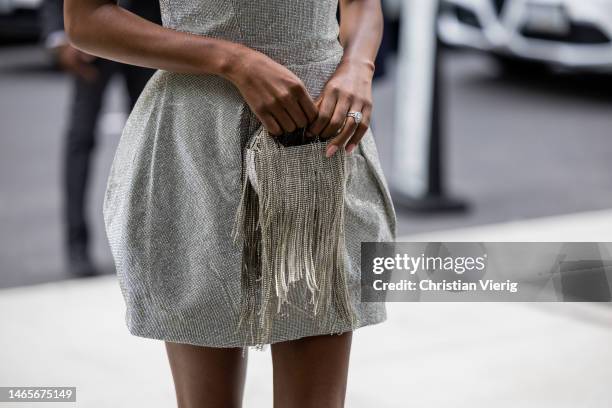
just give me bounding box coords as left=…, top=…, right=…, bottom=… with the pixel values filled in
left=307, top=58, right=375, bottom=157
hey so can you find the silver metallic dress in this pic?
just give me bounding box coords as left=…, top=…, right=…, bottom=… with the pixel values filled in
left=103, top=0, right=397, bottom=348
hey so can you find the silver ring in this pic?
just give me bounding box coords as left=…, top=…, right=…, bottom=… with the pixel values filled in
left=346, top=111, right=363, bottom=124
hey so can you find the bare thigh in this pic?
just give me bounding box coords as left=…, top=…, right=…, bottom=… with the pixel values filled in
left=164, top=341, right=248, bottom=408
left=271, top=331, right=353, bottom=408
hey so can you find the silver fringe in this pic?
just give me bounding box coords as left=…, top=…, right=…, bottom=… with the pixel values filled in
left=232, top=126, right=358, bottom=348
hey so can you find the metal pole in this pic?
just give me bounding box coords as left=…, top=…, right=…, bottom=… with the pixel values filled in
left=391, top=0, right=468, bottom=212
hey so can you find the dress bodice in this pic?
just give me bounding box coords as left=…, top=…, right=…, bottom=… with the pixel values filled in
left=158, top=0, right=343, bottom=65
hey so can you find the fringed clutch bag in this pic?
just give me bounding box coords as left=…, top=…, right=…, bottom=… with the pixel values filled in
left=232, top=126, right=358, bottom=347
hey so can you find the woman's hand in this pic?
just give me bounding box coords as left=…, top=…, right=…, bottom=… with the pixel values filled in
left=226, top=48, right=318, bottom=137
left=307, top=58, right=375, bottom=157
left=54, top=44, right=98, bottom=82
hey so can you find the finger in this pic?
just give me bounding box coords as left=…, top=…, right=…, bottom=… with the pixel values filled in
left=325, top=104, right=361, bottom=158
left=297, top=91, right=318, bottom=124
left=345, top=105, right=372, bottom=155
left=320, top=95, right=351, bottom=139
left=269, top=105, right=297, bottom=134
left=74, top=63, right=98, bottom=82
left=283, top=99, right=309, bottom=129
left=78, top=51, right=96, bottom=63
left=307, top=93, right=336, bottom=136
left=305, top=98, right=321, bottom=138
left=260, top=112, right=283, bottom=137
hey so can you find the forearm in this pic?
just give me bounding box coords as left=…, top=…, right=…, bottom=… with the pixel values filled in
left=64, top=0, right=246, bottom=79
left=338, top=0, right=383, bottom=73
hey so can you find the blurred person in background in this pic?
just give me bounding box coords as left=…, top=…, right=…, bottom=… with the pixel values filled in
left=374, top=0, right=400, bottom=80
left=39, top=0, right=161, bottom=277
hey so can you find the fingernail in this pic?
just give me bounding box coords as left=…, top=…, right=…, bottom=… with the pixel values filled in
left=346, top=144, right=356, bottom=155
left=325, top=145, right=338, bottom=158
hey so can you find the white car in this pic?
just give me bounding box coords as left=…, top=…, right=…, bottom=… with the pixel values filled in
left=438, top=0, right=612, bottom=72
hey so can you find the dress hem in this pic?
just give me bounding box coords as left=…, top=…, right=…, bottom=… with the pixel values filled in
left=124, top=309, right=387, bottom=349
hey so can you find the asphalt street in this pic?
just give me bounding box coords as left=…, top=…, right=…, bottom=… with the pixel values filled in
left=1, top=43, right=611, bottom=288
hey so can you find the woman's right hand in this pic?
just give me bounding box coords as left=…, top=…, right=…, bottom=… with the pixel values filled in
left=225, top=48, right=318, bottom=137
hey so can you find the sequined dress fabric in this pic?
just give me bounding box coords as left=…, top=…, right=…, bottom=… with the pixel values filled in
left=103, top=0, right=397, bottom=347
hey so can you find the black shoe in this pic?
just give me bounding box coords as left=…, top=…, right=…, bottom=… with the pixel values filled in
left=67, top=245, right=98, bottom=277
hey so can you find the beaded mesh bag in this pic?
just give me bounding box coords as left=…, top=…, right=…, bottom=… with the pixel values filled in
left=232, top=126, right=358, bottom=347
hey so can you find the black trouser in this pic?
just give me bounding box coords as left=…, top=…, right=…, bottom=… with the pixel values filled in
left=63, top=58, right=155, bottom=253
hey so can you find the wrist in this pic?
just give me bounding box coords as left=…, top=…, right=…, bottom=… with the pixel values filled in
left=339, top=55, right=376, bottom=75
left=215, top=43, right=249, bottom=83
